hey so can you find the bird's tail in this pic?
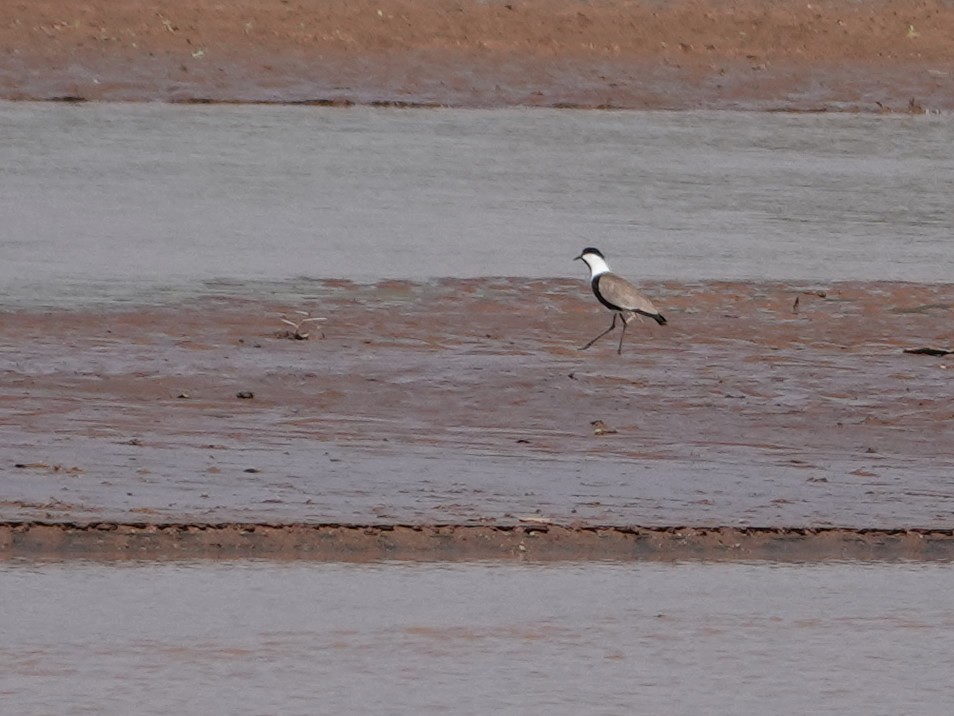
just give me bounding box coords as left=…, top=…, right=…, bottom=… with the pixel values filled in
left=653, top=313, right=667, bottom=326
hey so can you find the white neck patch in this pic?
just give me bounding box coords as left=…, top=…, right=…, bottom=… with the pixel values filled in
left=582, top=253, right=610, bottom=278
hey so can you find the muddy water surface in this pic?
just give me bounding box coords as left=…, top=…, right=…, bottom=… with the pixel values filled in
left=2, top=102, right=954, bottom=308
left=2, top=559, right=954, bottom=715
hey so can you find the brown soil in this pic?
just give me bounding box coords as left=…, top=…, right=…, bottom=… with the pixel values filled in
left=3, top=523, right=954, bottom=562
left=3, top=0, right=954, bottom=109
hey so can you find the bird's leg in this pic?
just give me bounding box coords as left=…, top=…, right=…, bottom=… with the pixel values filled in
left=580, top=313, right=618, bottom=351
left=617, top=314, right=630, bottom=354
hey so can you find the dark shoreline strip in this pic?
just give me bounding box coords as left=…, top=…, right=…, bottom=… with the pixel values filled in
left=2, top=523, right=954, bottom=562
left=15, top=95, right=894, bottom=113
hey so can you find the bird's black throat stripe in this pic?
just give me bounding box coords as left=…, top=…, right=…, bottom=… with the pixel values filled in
left=591, top=274, right=622, bottom=312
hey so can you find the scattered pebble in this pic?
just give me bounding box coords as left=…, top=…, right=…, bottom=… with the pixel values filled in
left=590, top=419, right=618, bottom=435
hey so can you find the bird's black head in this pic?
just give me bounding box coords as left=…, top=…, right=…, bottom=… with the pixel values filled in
left=574, top=247, right=604, bottom=261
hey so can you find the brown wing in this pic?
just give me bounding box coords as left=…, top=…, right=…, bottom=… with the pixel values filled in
left=595, top=272, right=664, bottom=321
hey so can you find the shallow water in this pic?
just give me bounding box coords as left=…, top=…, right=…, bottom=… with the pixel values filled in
left=2, top=559, right=954, bottom=715
left=2, top=102, right=953, bottom=307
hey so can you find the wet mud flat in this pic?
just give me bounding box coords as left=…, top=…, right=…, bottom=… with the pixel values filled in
left=2, top=278, right=954, bottom=558
left=3, top=0, right=954, bottom=110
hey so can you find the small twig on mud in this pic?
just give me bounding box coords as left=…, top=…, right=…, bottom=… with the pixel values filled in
left=903, top=347, right=953, bottom=357
left=276, top=310, right=326, bottom=340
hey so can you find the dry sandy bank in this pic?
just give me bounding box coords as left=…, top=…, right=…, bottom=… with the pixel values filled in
left=3, top=0, right=953, bottom=109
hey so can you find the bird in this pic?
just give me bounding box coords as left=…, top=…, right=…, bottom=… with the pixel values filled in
left=574, top=247, right=666, bottom=355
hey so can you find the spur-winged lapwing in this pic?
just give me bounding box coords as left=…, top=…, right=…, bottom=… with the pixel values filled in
left=575, top=247, right=666, bottom=355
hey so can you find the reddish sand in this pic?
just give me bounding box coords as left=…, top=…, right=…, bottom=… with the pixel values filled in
left=2, top=0, right=954, bottom=109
